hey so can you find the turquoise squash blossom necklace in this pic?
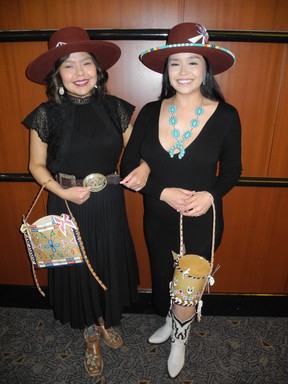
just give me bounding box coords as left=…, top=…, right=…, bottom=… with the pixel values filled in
left=168, top=97, right=204, bottom=159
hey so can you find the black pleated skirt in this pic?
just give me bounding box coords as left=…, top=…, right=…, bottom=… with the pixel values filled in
left=47, top=184, right=139, bottom=329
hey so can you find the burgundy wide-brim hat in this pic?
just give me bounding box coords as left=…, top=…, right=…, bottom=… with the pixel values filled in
left=140, top=22, right=236, bottom=75
left=26, top=27, right=121, bottom=84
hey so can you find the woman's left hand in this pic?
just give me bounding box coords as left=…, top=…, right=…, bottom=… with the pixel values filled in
left=179, top=191, right=213, bottom=217
left=120, top=161, right=150, bottom=191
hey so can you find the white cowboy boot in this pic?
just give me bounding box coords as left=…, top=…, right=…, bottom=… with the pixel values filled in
left=167, top=312, right=195, bottom=378
left=148, top=309, right=172, bottom=344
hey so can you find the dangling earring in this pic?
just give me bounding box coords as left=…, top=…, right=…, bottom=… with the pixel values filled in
left=202, top=75, right=206, bottom=86
left=92, top=84, right=98, bottom=96
left=59, top=86, right=65, bottom=95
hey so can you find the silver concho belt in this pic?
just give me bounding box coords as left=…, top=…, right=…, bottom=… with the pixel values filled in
left=56, top=172, right=120, bottom=192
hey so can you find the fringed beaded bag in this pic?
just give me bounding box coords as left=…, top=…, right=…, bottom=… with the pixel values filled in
left=20, top=180, right=106, bottom=297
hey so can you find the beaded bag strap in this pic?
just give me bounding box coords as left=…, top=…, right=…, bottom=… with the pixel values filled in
left=179, top=195, right=217, bottom=274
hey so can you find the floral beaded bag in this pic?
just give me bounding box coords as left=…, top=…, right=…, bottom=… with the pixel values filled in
left=20, top=180, right=106, bottom=297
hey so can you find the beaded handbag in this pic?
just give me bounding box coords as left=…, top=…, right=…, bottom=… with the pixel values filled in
left=20, top=181, right=106, bottom=296
left=170, top=201, right=219, bottom=320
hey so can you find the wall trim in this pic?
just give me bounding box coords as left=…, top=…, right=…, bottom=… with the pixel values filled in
left=0, top=285, right=287, bottom=317
left=0, top=29, right=287, bottom=43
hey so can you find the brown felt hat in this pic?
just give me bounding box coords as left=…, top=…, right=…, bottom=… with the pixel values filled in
left=140, top=22, right=235, bottom=75
left=26, top=27, right=121, bottom=84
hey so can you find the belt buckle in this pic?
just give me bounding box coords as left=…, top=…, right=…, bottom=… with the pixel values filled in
left=58, top=173, right=76, bottom=188
left=83, top=173, right=107, bottom=192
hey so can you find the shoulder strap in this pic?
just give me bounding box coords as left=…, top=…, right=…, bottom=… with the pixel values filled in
left=25, top=180, right=50, bottom=221
left=179, top=201, right=216, bottom=272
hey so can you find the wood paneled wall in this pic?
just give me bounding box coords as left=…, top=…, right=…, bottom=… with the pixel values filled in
left=0, top=0, right=287, bottom=293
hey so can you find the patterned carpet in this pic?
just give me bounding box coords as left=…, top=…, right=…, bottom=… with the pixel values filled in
left=0, top=307, right=287, bottom=384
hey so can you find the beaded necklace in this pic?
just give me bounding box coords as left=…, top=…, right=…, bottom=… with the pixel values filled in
left=69, top=95, right=93, bottom=105
left=168, top=97, right=204, bottom=159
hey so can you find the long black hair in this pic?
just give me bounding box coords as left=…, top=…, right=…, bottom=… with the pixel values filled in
left=45, top=53, right=108, bottom=104
left=159, top=57, right=225, bottom=102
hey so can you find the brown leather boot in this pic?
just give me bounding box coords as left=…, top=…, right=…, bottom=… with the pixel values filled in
left=84, top=330, right=103, bottom=376
left=98, top=317, right=123, bottom=349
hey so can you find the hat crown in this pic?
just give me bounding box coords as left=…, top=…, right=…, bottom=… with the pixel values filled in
left=49, top=27, right=90, bottom=50
left=167, top=22, right=209, bottom=46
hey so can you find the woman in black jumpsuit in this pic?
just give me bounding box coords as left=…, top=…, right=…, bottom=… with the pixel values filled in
left=121, top=22, right=242, bottom=378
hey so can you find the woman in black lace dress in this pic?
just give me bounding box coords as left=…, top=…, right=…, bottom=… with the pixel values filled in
left=22, top=26, right=148, bottom=376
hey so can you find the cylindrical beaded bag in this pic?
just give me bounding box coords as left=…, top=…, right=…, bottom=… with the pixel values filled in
left=170, top=201, right=219, bottom=319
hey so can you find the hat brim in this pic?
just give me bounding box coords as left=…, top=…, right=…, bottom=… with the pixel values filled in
left=140, top=43, right=235, bottom=75
left=26, top=41, right=121, bottom=84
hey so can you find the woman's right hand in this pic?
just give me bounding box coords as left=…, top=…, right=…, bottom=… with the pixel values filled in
left=160, top=187, right=195, bottom=211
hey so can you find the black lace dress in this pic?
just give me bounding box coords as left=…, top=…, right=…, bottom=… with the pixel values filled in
left=23, top=95, right=139, bottom=329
